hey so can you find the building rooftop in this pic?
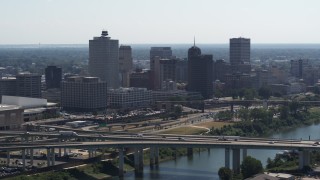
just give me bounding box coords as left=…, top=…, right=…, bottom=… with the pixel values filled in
left=0, top=104, right=21, bottom=111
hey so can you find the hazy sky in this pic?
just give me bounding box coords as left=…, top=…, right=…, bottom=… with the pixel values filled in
left=1, top=0, right=320, bottom=44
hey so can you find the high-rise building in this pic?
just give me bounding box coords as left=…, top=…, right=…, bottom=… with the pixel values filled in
left=61, top=76, right=107, bottom=112
left=290, top=59, right=309, bottom=79
left=175, top=59, right=188, bottom=83
left=89, top=31, right=120, bottom=89
left=214, top=59, right=231, bottom=81
left=187, top=45, right=213, bottom=99
left=150, top=47, right=173, bottom=90
left=119, top=45, right=133, bottom=87
left=45, top=66, right=62, bottom=89
left=230, top=37, right=251, bottom=73
left=16, top=73, right=41, bottom=98
left=150, top=47, right=172, bottom=60
left=0, top=77, right=17, bottom=102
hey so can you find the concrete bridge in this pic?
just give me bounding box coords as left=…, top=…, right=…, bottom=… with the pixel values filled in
left=0, top=131, right=319, bottom=177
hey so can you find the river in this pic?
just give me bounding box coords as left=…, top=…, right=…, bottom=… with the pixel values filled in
left=114, top=123, right=320, bottom=180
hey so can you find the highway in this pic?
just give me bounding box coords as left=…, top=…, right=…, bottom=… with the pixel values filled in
left=0, top=131, right=319, bottom=151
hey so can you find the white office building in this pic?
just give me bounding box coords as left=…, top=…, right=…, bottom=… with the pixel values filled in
left=108, top=88, right=152, bottom=109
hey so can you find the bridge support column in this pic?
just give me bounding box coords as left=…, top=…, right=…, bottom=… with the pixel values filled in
left=155, top=147, right=159, bottom=165
left=225, top=148, right=230, bottom=168
left=299, top=150, right=310, bottom=169
left=30, top=148, right=34, bottom=166
left=118, top=148, right=124, bottom=177
left=242, top=148, right=247, bottom=161
left=22, top=148, right=26, bottom=170
left=230, top=104, right=234, bottom=112
left=58, top=139, right=62, bottom=157
left=88, top=149, right=92, bottom=158
left=149, top=147, right=155, bottom=166
left=232, top=148, right=241, bottom=174
left=94, top=150, right=97, bottom=157
left=63, top=148, right=67, bottom=156
left=134, top=148, right=139, bottom=171
left=47, top=148, right=50, bottom=167
left=108, top=126, right=112, bottom=132
left=139, top=147, right=144, bottom=171
left=6, top=150, right=10, bottom=166
left=187, top=148, right=193, bottom=156
left=51, top=148, right=55, bottom=166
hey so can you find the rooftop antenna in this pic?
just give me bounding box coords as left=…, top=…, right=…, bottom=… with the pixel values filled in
left=194, top=36, right=196, bottom=46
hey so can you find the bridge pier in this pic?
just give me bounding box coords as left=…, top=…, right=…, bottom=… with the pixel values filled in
left=155, top=147, right=159, bottom=165
left=22, top=148, right=26, bottom=170
left=51, top=148, right=55, bottom=166
left=242, top=148, right=247, bottom=160
left=64, top=147, right=67, bottom=156
left=138, top=147, right=144, bottom=171
left=232, top=148, right=241, bottom=174
left=108, top=126, right=112, bottom=132
left=6, top=150, right=10, bottom=166
left=149, top=147, right=155, bottom=166
left=187, top=148, right=193, bottom=156
left=225, top=148, right=230, bottom=168
left=30, top=148, right=34, bottom=166
left=47, top=148, right=50, bottom=167
left=299, top=150, right=310, bottom=169
left=118, top=148, right=124, bottom=177
left=134, top=148, right=140, bottom=171
left=230, top=104, right=234, bottom=112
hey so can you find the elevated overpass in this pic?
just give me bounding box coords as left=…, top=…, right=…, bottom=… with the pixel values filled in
left=0, top=131, right=318, bottom=176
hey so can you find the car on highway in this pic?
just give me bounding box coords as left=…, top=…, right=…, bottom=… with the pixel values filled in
left=269, top=141, right=275, bottom=144
left=178, top=137, right=185, bottom=141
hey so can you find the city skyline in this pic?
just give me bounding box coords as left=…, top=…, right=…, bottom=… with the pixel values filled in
left=1, top=0, right=320, bottom=44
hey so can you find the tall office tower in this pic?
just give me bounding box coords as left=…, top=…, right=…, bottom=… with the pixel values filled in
left=119, top=45, right=133, bottom=87
left=159, top=58, right=177, bottom=89
left=290, top=59, right=309, bottom=79
left=175, top=59, right=188, bottom=83
left=230, top=37, right=251, bottom=73
left=45, top=66, right=62, bottom=89
left=16, top=73, right=41, bottom=98
left=89, top=31, right=120, bottom=89
left=61, top=76, right=107, bottom=112
left=0, top=77, right=17, bottom=102
left=150, top=47, right=173, bottom=60
left=214, top=59, right=231, bottom=81
left=150, top=47, right=173, bottom=90
left=187, top=45, right=213, bottom=99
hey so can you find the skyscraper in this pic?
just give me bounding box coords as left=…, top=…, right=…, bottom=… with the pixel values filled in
left=150, top=47, right=172, bottom=60
left=89, top=31, right=119, bottom=89
left=187, top=45, right=213, bottom=99
left=230, top=37, right=251, bottom=74
left=16, top=73, right=41, bottom=98
left=119, top=45, right=133, bottom=87
left=150, top=47, right=173, bottom=90
left=45, top=65, right=62, bottom=89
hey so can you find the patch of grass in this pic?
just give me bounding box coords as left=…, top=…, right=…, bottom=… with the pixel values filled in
left=196, top=121, right=233, bottom=129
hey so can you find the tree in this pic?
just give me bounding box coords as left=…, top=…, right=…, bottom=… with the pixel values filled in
left=241, top=156, right=263, bottom=178
left=258, top=86, right=272, bottom=100
left=218, top=167, right=233, bottom=180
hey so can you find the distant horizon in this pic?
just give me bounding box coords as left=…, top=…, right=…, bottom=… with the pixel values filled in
left=1, top=43, right=320, bottom=49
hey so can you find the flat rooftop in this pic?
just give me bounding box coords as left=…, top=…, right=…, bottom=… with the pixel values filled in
left=0, top=104, right=21, bottom=111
